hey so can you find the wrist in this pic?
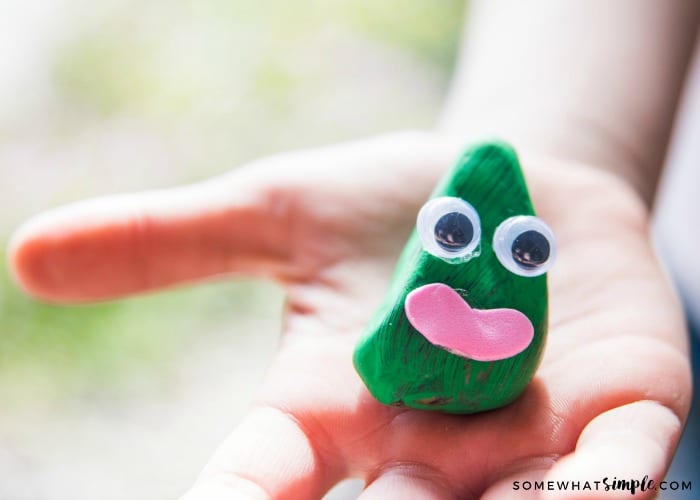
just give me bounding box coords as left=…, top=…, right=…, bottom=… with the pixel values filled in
left=435, top=114, right=660, bottom=208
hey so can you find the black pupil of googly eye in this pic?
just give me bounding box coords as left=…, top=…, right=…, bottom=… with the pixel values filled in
left=511, top=230, right=550, bottom=269
left=434, top=212, right=474, bottom=252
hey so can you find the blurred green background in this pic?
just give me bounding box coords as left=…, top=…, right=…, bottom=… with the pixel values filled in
left=0, top=0, right=463, bottom=498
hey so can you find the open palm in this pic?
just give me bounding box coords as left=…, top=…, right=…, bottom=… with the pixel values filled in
left=10, top=133, right=691, bottom=499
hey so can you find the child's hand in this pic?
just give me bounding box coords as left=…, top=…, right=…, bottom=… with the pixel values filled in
left=10, top=132, right=690, bottom=499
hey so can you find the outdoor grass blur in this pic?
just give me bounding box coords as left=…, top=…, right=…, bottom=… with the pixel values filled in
left=0, top=1, right=464, bottom=498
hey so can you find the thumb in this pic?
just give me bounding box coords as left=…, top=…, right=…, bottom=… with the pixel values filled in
left=8, top=132, right=455, bottom=303
left=8, top=141, right=334, bottom=303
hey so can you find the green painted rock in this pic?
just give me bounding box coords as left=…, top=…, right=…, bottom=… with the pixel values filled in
left=353, top=141, right=556, bottom=414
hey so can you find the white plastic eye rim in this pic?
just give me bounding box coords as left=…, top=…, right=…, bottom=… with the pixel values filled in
left=493, top=215, right=556, bottom=277
left=416, top=196, right=481, bottom=262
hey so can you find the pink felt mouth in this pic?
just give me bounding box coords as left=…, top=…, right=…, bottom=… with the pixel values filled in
left=404, top=283, right=534, bottom=361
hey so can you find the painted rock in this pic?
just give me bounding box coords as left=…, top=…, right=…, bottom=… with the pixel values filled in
left=353, top=141, right=556, bottom=414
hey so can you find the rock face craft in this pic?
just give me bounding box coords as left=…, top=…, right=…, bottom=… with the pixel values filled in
left=354, top=142, right=556, bottom=414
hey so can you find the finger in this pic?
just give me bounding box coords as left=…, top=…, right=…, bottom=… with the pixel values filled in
left=541, top=400, right=683, bottom=499
left=359, top=465, right=454, bottom=500
left=538, top=335, right=691, bottom=445
left=8, top=167, right=295, bottom=302
left=9, top=132, right=454, bottom=303
left=181, top=406, right=344, bottom=500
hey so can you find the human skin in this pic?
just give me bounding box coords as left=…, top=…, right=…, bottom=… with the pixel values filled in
left=8, top=1, right=700, bottom=499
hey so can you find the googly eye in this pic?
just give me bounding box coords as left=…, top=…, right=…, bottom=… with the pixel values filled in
left=417, top=197, right=481, bottom=262
left=493, top=216, right=556, bottom=277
